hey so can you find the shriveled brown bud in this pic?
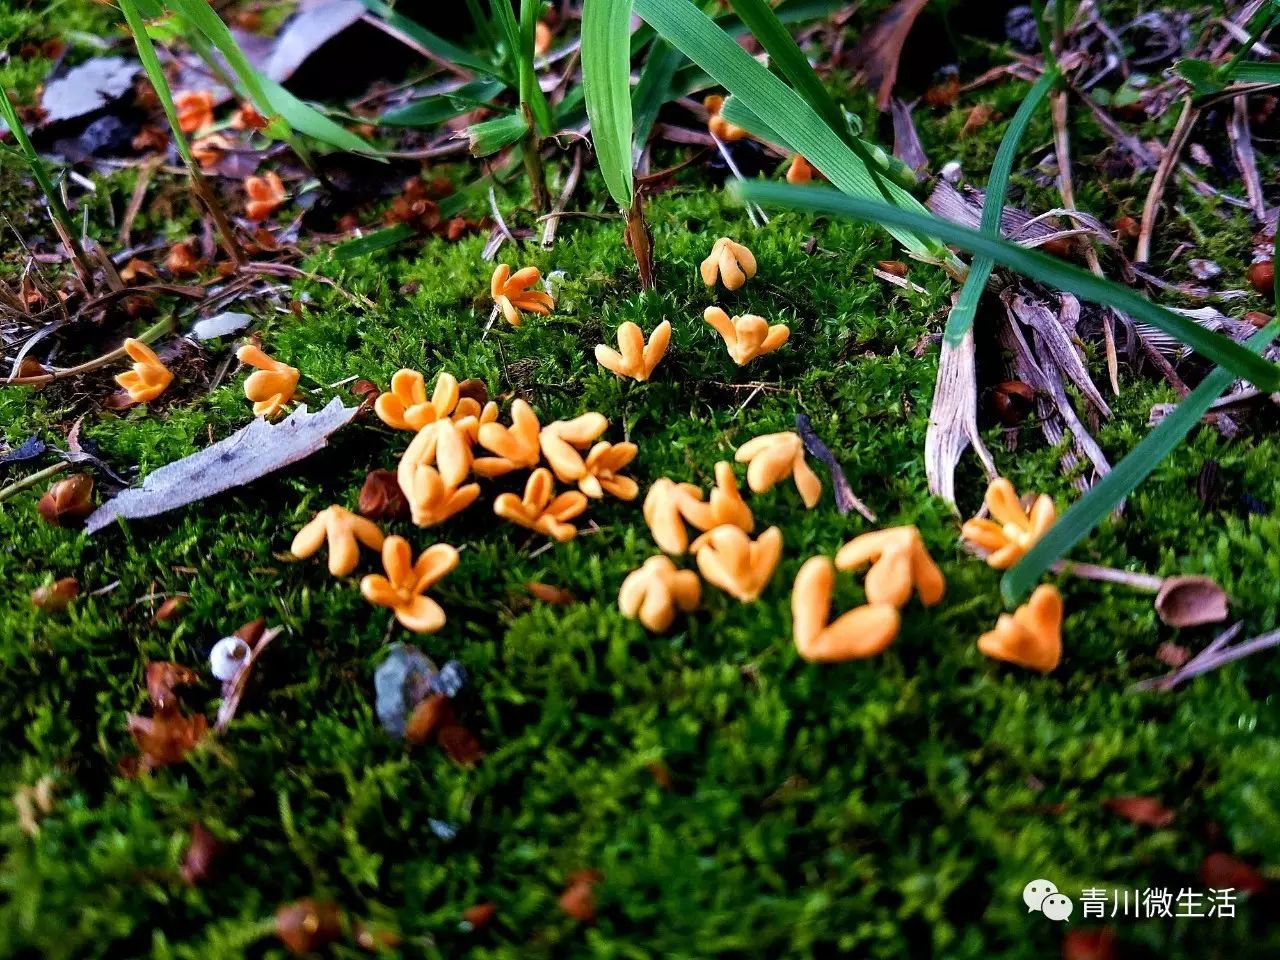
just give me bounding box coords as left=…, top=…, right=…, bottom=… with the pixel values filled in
left=526, top=582, right=577, bottom=605
left=990, top=380, right=1036, bottom=426
left=358, top=469, right=410, bottom=521
left=37, top=474, right=94, bottom=526
left=1243, top=310, right=1272, bottom=329
left=558, top=872, right=602, bottom=923
left=1248, top=260, right=1275, bottom=296
left=146, top=661, right=201, bottom=709
left=876, top=260, right=907, bottom=277
left=17, top=357, right=48, bottom=380
left=154, top=596, right=187, bottom=623
left=351, top=379, right=381, bottom=405
left=405, top=694, right=453, bottom=745
left=31, top=577, right=78, bottom=612
left=457, top=378, right=489, bottom=406
left=275, top=898, right=343, bottom=955
left=462, top=901, right=496, bottom=931
left=437, top=724, right=482, bottom=765
left=1114, top=215, right=1140, bottom=239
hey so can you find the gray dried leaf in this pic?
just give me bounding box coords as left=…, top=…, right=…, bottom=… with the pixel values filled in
left=925, top=327, right=996, bottom=505
left=266, top=0, right=366, bottom=82
left=85, top=399, right=358, bottom=534
left=41, top=57, right=138, bottom=125
left=191, top=311, right=253, bottom=340
left=0, top=436, right=45, bottom=467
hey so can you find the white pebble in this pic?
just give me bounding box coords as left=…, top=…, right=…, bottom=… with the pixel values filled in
left=210, top=636, right=250, bottom=682
left=941, top=161, right=963, bottom=184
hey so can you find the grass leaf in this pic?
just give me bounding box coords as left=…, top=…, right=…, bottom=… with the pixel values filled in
left=380, top=79, right=507, bottom=127
left=583, top=0, right=636, bottom=210
left=1001, top=318, right=1280, bottom=603
left=633, top=0, right=939, bottom=257
left=258, top=77, right=378, bottom=154
left=727, top=0, right=849, bottom=139
left=632, top=37, right=683, bottom=156
left=736, top=181, right=1280, bottom=389
left=466, top=111, right=530, bottom=156
left=944, top=67, right=1058, bottom=346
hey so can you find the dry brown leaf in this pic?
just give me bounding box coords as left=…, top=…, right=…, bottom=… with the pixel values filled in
left=86, top=400, right=358, bottom=534
left=146, top=661, right=201, bottom=709
left=846, top=0, right=930, bottom=111
left=127, top=707, right=208, bottom=770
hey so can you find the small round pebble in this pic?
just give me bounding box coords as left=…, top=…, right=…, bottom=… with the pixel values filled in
left=210, top=636, right=250, bottom=682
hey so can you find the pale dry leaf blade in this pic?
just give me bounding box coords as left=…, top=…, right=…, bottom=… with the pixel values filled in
left=85, top=399, right=358, bottom=535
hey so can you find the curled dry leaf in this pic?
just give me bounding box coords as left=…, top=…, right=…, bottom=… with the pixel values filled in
left=127, top=708, right=208, bottom=770
left=1154, top=575, right=1228, bottom=628
left=153, top=596, right=187, bottom=623
left=1102, top=795, right=1175, bottom=828
left=846, top=0, right=931, bottom=110
left=275, top=898, right=344, bottom=955
left=37, top=474, right=94, bottom=526
left=31, top=577, right=78, bottom=612
left=405, top=693, right=452, bottom=745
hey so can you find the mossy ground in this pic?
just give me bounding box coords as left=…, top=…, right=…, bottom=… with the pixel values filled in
left=3, top=3, right=1280, bottom=958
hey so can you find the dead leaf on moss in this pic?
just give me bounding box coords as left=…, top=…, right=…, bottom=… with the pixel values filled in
left=40, top=56, right=138, bottom=125
left=846, top=0, right=930, bottom=111
left=86, top=399, right=358, bottom=534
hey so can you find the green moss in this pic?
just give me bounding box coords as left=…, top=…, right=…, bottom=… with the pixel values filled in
left=2, top=2, right=1280, bottom=958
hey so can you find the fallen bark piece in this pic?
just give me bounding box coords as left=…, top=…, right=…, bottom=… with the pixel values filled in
left=85, top=399, right=358, bottom=535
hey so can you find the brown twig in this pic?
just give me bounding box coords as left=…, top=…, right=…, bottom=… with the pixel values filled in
left=4, top=315, right=174, bottom=387
left=1051, top=90, right=1119, bottom=395
left=1136, top=98, right=1200, bottom=263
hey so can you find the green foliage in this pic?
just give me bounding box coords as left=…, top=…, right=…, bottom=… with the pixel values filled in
left=632, top=0, right=941, bottom=258
left=582, top=0, right=637, bottom=211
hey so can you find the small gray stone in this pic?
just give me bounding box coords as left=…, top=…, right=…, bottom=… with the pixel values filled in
left=374, top=643, right=435, bottom=738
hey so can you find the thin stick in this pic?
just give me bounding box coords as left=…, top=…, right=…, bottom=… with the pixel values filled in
left=540, top=145, right=583, bottom=249
left=5, top=316, right=173, bottom=387
left=1136, top=98, right=1200, bottom=263
left=0, top=462, right=69, bottom=503
left=1051, top=89, right=1119, bottom=395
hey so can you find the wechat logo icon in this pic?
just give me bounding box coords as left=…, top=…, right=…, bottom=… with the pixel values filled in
left=1024, top=879, right=1074, bottom=922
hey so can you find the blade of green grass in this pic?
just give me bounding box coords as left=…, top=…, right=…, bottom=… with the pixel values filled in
left=943, top=66, right=1058, bottom=346
left=165, top=0, right=291, bottom=142
left=330, top=223, right=417, bottom=261
left=582, top=0, right=637, bottom=210
left=1227, top=61, right=1280, bottom=84
left=380, top=79, right=507, bottom=127
left=357, top=0, right=502, bottom=77
left=0, top=88, right=94, bottom=285
left=736, top=181, right=1280, bottom=389
left=257, top=77, right=377, bottom=154
left=632, top=0, right=939, bottom=257
left=1002, top=318, right=1279, bottom=603
left=119, top=0, right=243, bottom=263
left=632, top=37, right=682, bottom=155
left=728, top=0, right=849, bottom=139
